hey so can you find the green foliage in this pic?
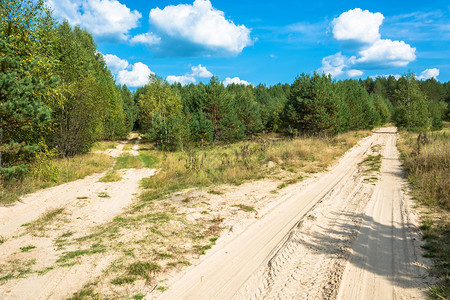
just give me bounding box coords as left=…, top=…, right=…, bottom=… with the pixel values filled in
left=394, top=75, right=432, bottom=131
left=283, top=73, right=340, bottom=135
left=0, top=0, right=57, bottom=179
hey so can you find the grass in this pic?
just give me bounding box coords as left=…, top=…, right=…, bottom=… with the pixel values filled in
left=1, top=153, right=113, bottom=205
left=232, top=204, right=255, bottom=212
left=57, top=243, right=106, bottom=264
left=359, top=154, right=382, bottom=173
left=21, top=208, right=65, bottom=235
left=397, top=123, right=450, bottom=299
left=140, top=130, right=370, bottom=202
left=91, top=141, right=119, bottom=152
left=20, top=245, right=36, bottom=252
left=98, top=170, right=122, bottom=182
left=115, top=152, right=158, bottom=169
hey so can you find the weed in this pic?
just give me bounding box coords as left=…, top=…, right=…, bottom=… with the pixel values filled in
left=97, top=192, right=110, bottom=198
left=76, top=196, right=88, bottom=199
left=0, top=236, right=6, bottom=244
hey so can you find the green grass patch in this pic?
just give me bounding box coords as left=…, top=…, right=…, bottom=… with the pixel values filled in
left=111, top=275, right=136, bottom=285
left=57, top=243, right=106, bottom=263
left=232, top=204, right=255, bottom=212
left=98, top=170, right=122, bottom=182
left=20, top=245, right=36, bottom=252
left=127, top=261, right=161, bottom=279
left=115, top=152, right=158, bottom=169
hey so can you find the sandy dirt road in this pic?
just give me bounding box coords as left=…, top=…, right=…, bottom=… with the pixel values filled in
left=0, top=136, right=156, bottom=299
left=154, top=127, right=429, bottom=300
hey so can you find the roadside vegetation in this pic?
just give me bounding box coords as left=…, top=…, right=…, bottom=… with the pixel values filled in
left=398, top=123, right=450, bottom=299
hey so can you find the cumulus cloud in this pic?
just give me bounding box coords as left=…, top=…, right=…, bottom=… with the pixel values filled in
left=416, top=68, right=439, bottom=80
left=130, top=33, right=161, bottom=46
left=166, top=75, right=196, bottom=85
left=166, top=64, right=213, bottom=85
left=223, top=77, right=252, bottom=87
left=318, top=52, right=362, bottom=78
left=332, top=8, right=384, bottom=45
left=102, top=53, right=153, bottom=87
left=148, top=0, right=252, bottom=56
left=191, top=64, right=213, bottom=78
left=47, top=0, right=141, bottom=41
left=103, top=54, right=129, bottom=73
left=117, top=62, right=153, bottom=87
left=357, top=39, right=416, bottom=67
left=319, top=8, right=416, bottom=77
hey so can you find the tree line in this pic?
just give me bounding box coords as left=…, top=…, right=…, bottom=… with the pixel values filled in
left=1, top=0, right=449, bottom=181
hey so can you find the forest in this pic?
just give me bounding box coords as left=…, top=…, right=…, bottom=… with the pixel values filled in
left=1, top=0, right=449, bottom=184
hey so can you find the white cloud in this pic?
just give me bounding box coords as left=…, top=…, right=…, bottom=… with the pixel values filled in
left=332, top=8, right=384, bottom=45
left=149, top=0, right=252, bottom=55
left=166, top=75, right=196, bottom=85
left=166, top=64, right=213, bottom=86
left=357, top=39, right=416, bottom=67
left=103, top=54, right=129, bottom=73
left=130, top=33, right=161, bottom=46
left=117, top=62, right=153, bottom=87
left=346, top=69, right=364, bottom=77
left=320, top=8, right=417, bottom=76
left=191, top=64, right=213, bottom=78
left=417, top=68, right=439, bottom=80
left=47, top=0, right=141, bottom=41
left=223, top=77, right=252, bottom=87
left=318, top=52, right=362, bottom=78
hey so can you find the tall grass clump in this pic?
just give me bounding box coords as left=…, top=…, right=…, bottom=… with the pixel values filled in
left=398, top=124, right=450, bottom=299
left=400, top=130, right=449, bottom=209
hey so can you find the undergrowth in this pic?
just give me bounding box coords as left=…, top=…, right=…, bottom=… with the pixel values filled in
left=398, top=123, right=450, bottom=299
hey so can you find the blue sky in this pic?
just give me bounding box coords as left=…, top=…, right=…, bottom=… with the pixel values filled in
left=47, top=0, right=450, bottom=87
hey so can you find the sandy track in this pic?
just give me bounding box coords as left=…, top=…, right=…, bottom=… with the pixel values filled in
left=155, top=128, right=428, bottom=300
left=337, top=129, right=428, bottom=300
left=0, top=138, right=155, bottom=299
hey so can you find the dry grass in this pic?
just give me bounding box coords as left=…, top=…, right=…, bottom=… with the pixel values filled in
left=0, top=153, right=113, bottom=205
left=398, top=123, right=450, bottom=299
left=91, top=141, right=119, bottom=152
left=140, top=130, right=370, bottom=201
